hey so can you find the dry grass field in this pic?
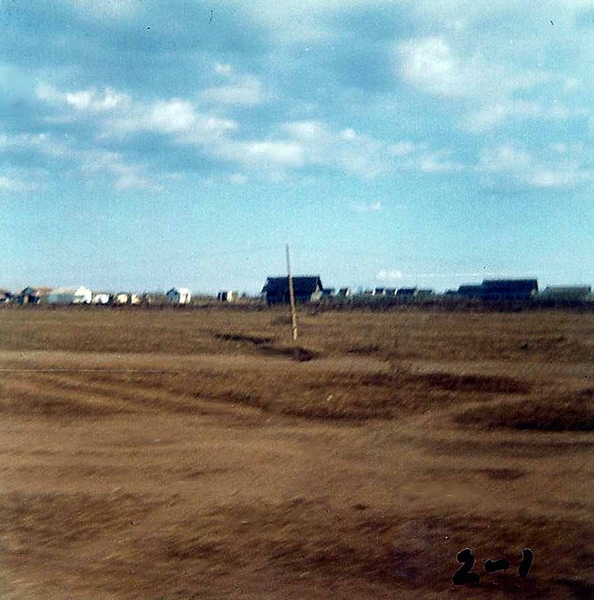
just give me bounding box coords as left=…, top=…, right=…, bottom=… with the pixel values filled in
left=0, top=306, right=593, bottom=598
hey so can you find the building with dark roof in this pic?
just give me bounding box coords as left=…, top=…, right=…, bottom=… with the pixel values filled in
left=262, top=276, right=323, bottom=305
left=481, top=279, right=538, bottom=301
left=539, top=286, right=591, bottom=301
left=457, top=285, right=484, bottom=299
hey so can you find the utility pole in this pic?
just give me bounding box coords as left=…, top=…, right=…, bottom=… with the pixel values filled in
left=286, top=243, right=298, bottom=341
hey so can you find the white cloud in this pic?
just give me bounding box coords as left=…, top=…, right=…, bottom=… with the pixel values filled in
left=478, top=142, right=593, bottom=191
left=79, top=150, right=160, bottom=191
left=214, top=63, right=233, bottom=77
left=230, top=173, right=247, bottom=185
left=465, top=100, right=587, bottom=133
left=388, top=142, right=464, bottom=174
left=0, top=175, right=39, bottom=193
left=112, top=169, right=155, bottom=191
left=104, top=97, right=238, bottom=145
left=416, top=151, right=463, bottom=173
left=202, top=64, right=265, bottom=107
left=144, top=99, right=198, bottom=133
left=398, top=37, right=468, bottom=98
left=528, top=169, right=591, bottom=190
left=352, top=201, right=382, bottom=213
left=388, top=141, right=426, bottom=156
left=217, top=140, right=305, bottom=170
left=284, top=120, right=326, bottom=141
left=202, top=75, right=263, bottom=107
left=32, top=82, right=464, bottom=183
left=377, top=270, right=403, bottom=281
left=0, top=132, right=68, bottom=158
left=396, top=35, right=571, bottom=135
left=479, top=145, right=532, bottom=173
left=69, top=0, right=137, bottom=19
left=280, top=120, right=390, bottom=178
left=398, top=36, right=551, bottom=101
left=66, top=88, right=130, bottom=112
left=38, top=84, right=130, bottom=113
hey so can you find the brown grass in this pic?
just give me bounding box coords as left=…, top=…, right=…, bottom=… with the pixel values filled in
left=0, top=306, right=593, bottom=598
left=2, top=305, right=594, bottom=363
left=457, top=389, right=594, bottom=432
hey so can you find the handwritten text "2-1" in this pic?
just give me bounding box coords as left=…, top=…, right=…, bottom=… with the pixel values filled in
left=452, top=548, right=533, bottom=585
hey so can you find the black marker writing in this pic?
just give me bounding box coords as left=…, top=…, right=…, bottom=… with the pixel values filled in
left=452, top=548, right=481, bottom=585
left=452, top=548, right=533, bottom=585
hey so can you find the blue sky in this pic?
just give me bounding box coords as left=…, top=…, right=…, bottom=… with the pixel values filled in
left=1, top=0, right=593, bottom=294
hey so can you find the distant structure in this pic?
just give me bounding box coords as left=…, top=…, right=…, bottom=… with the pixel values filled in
left=166, top=287, right=192, bottom=304
left=457, top=285, right=483, bottom=300
left=17, top=287, right=42, bottom=305
left=481, top=279, right=538, bottom=301
left=262, top=276, right=323, bottom=305
left=321, top=288, right=335, bottom=298
left=456, top=279, right=538, bottom=301
left=217, top=290, right=237, bottom=302
left=337, top=287, right=351, bottom=298
left=539, top=286, right=591, bottom=301
left=46, top=286, right=92, bottom=305
left=92, top=293, right=111, bottom=305
left=115, top=293, right=129, bottom=305
left=396, top=287, right=419, bottom=297
left=394, top=287, right=434, bottom=299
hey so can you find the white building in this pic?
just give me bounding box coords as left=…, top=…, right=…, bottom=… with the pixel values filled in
left=47, top=286, right=92, bottom=305
left=217, top=290, right=237, bottom=302
left=92, top=293, right=111, bottom=305
left=166, top=287, right=192, bottom=304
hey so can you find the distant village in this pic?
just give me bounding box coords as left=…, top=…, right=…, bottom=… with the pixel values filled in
left=1, top=277, right=593, bottom=307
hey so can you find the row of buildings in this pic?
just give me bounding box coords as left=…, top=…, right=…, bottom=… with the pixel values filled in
left=0, top=287, right=192, bottom=306
left=2, top=278, right=592, bottom=307
left=260, top=277, right=593, bottom=304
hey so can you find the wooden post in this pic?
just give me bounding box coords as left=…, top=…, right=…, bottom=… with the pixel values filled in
left=286, top=244, right=298, bottom=341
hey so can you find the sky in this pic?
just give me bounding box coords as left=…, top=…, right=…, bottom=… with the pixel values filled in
left=1, top=0, right=593, bottom=294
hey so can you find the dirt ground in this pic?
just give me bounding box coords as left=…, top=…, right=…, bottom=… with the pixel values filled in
left=0, top=306, right=593, bottom=598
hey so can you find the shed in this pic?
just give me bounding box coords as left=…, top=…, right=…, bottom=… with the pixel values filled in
left=262, top=276, right=323, bottom=305
left=92, top=293, right=111, bottom=305
left=18, top=287, right=42, bottom=305
left=166, top=287, right=192, bottom=304
left=217, top=290, right=237, bottom=302
left=47, top=286, right=92, bottom=305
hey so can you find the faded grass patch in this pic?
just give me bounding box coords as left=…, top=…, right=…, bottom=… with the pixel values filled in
left=415, top=372, right=531, bottom=395
left=456, top=389, right=594, bottom=432
left=81, top=500, right=594, bottom=598
left=4, top=365, right=532, bottom=423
